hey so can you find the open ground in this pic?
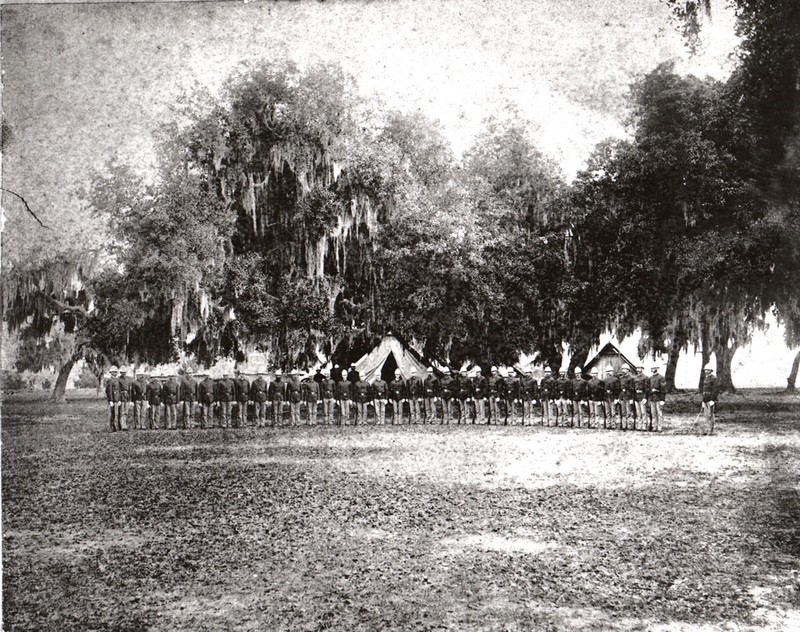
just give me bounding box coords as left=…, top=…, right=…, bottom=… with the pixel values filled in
left=3, top=391, right=799, bottom=631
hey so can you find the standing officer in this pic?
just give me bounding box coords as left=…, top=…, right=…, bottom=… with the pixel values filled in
left=320, top=368, right=336, bottom=424
left=336, top=369, right=353, bottom=425
left=520, top=366, right=538, bottom=425
left=423, top=367, right=440, bottom=423
left=269, top=369, right=287, bottom=426
left=618, top=366, right=635, bottom=430
left=473, top=368, right=488, bottom=424
left=162, top=370, right=180, bottom=430
left=146, top=370, right=163, bottom=429
left=250, top=372, right=269, bottom=427
left=215, top=371, right=235, bottom=428
left=439, top=367, right=455, bottom=423
left=286, top=369, right=303, bottom=425
left=352, top=374, right=372, bottom=425
left=539, top=367, right=556, bottom=426
left=303, top=373, right=320, bottom=425
left=234, top=369, right=251, bottom=428
left=649, top=364, right=666, bottom=431
left=487, top=366, right=503, bottom=424
left=406, top=368, right=424, bottom=424
left=503, top=368, right=520, bottom=424
left=371, top=373, right=389, bottom=425
left=118, top=366, right=133, bottom=430
left=348, top=364, right=360, bottom=383
left=131, top=370, right=148, bottom=430
left=603, top=366, right=621, bottom=429
left=388, top=369, right=406, bottom=424
left=455, top=369, right=473, bottom=424
left=632, top=365, right=650, bottom=431
left=181, top=370, right=198, bottom=429
left=702, top=364, right=718, bottom=435
left=555, top=369, right=573, bottom=426
left=587, top=367, right=605, bottom=428
left=106, top=366, right=122, bottom=432
left=571, top=367, right=589, bottom=428
left=198, top=371, right=215, bottom=428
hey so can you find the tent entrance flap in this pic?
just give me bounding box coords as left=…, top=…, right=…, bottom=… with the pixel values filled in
left=381, top=352, right=400, bottom=383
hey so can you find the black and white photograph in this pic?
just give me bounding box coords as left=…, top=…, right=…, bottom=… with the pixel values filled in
left=2, top=0, right=799, bottom=629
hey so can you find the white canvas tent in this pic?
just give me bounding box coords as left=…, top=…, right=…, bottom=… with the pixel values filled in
left=354, top=334, right=430, bottom=383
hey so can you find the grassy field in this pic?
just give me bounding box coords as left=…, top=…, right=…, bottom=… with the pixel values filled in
left=3, top=390, right=799, bottom=631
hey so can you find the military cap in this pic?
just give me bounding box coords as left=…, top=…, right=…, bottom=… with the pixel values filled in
left=590, top=367, right=599, bottom=375
left=426, top=367, right=434, bottom=373
left=605, top=366, right=614, bottom=373
left=442, top=367, right=450, bottom=374
left=395, top=369, right=402, bottom=376
left=544, top=367, right=552, bottom=373
left=703, top=364, right=713, bottom=371
left=574, top=367, right=582, bottom=375
left=274, top=369, right=283, bottom=376
left=109, top=366, right=119, bottom=374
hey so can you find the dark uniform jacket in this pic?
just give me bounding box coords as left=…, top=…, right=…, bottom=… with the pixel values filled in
left=619, top=374, right=635, bottom=400
left=269, top=378, right=286, bottom=402
left=371, top=379, right=389, bottom=400
left=503, top=376, right=520, bottom=400
left=198, top=378, right=215, bottom=404
left=520, top=375, right=538, bottom=401
left=234, top=377, right=251, bottom=403
left=702, top=374, right=719, bottom=402
left=181, top=377, right=198, bottom=402
left=650, top=373, right=667, bottom=401
left=488, top=375, right=503, bottom=398
left=130, top=378, right=147, bottom=402
left=588, top=377, right=605, bottom=401
left=105, top=377, right=122, bottom=403
left=472, top=375, right=488, bottom=399
left=347, top=369, right=360, bottom=383
left=439, top=376, right=455, bottom=400
left=335, top=379, right=352, bottom=400
left=603, top=375, right=620, bottom=400
left=303, top=380, right=320, bottom=402
left=286, top=378, right=303, bottom=403
left=215, top=378, right=236, bottom=403
left=146, top=379, right=162, bottom=405
left=162, top=379, right=181, bottom=405
left=555, top=375, right=573, bottom=400
left=423, top=375, right=440, bottom=398
left=571, top=376, right=588, bottom=401
left=250, top=377, right=269, bottom=402
left=388, top=378, right=406, bottom=401
left=456, top=376, right=473, bottom=400
left=407, top=376, right=424, bottom=399
left=118, top=377, right=133, bottom=402
left=539, top=375, right=556, bottom=400
left=632, top=373, right=650, bottom=401
left=353, top=380, right=372, bottom=403
left=320, top=378, right=336, bottom=399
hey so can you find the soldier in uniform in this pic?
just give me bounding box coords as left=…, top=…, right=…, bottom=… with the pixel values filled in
left=347, top=364, right=360, bottom=383
left=618, top=366, right=635, bottom=430
left=439, top=367, right=455, bottom=424
left=146, top=370, right=163, bottom=429
left=303, top=373, right=320, bottom=425
left=269, top=369, right=287, bottom=426
left=555, top=369, right=573, bottom=426
left=161, top=370, right=181, bottom=430
left=198, top=371, right=216, bottom=428
left=571, top=367, right=589, bottom=428
left=352, top=374, right=372, bottom=425
left=336, top=369, right=352, bottom=425
left=371, top=373, right=389, bottom=425
left=320, top=368, right=337, bottom=424
left=587, top=367, right=605, bottom=428
left=423, top=367, right=440, bottom=423
left=406, top=368, right=424, bottom=424
left=118, top=366, right=133, bottom=430
left=603, top=366, right=621, bottom=429
left=503, top=368, right=520, bottom=425
left=702, top=364, right=718, bottom=435
left=388, top=369, right=406, bottom=424
left=473, top=368, right=488, bottom=424
left=632, top=365, right=650, bottom=431
left=131, top=370, right=148, bottom=430
left=286, top=369, right=303, bottom=425
left=233, top=369, right=251, bottom=428
left=455, top=369, right=473, bottom=424
left=487, top=366, right=502, bottom=424
left=520, top=366, right=538, bottom=425
left=250, top=372, right=269, bottom=427
left=649, top=364, right=666, bottom=432
left=181, top=370, right=198, bottom=429
left=215, top=371, right=236, bottom=428
left=106, top=366, right=122, bottom=432
left=539, top=367, right=556, bottom=426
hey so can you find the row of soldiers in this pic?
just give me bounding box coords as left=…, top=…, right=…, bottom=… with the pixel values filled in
left=102, top=361, right=704, bottom=433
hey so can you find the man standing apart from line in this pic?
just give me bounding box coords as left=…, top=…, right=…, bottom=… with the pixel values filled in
left=388, top=369, right=406, bottom=424
left=539, top=367, right=556, bottom=426
left=439, top=367, right=455, bottom=424
left=131, top=370, right=148, bottom=430
left=632, top=365, right=650, bottom=431
left=234, top=369, right=251, bottom=428
left=603, top=366, right=621, bottom=429
left=269, top=369, right=286, bottom=426
left=406, top=368, right=424, bottom=424
left=118, top=366, right=133, bottom=430
left=371, top=373, right=389, bottom=425
left=181, top=370, right=198, bottom=429
left=571, top=367, right=589, bottom=428
left=618, top=366, right=635, bottom=430
left=587, top=367, right=605, bottom=428
left=649, top=364, right=666, bottom=432
left=198, top=371, right=215, bottom=428
left=336, top=369, right=353, bottom=425
left=320, top=368, right=336, bottom=424
left=702, top=364, right=718, bottom=435
left=250, top=372, right=269, bottom=428
left=520, top=366, right=538, bottom=425
left=106, top=366, right=122, bottom=432
left=303, top=372, right=320, bottom=425
left=423, top=367, right=440, bottom=423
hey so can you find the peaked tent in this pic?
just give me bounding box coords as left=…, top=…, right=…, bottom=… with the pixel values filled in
left=584, top=342, right=638, bottom=376
left=354, top=334, right=430, bottom=383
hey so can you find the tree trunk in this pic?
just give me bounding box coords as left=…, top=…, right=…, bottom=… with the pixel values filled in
left=787, top=349, right=800, bottom=392
left=665, top=328, right=686, bottom=392
left=714, top=341, right=737, bottom=394
left=49, top=358, right=77, bottom=403
left=568, top=346, right=589, bottom=375
left=698, top=319, right=710, bottom=392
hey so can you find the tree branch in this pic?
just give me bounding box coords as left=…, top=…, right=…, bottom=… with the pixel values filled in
left=1, top=188, right=49, bottom=228
left=49, top=297, right=88, bottom=316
